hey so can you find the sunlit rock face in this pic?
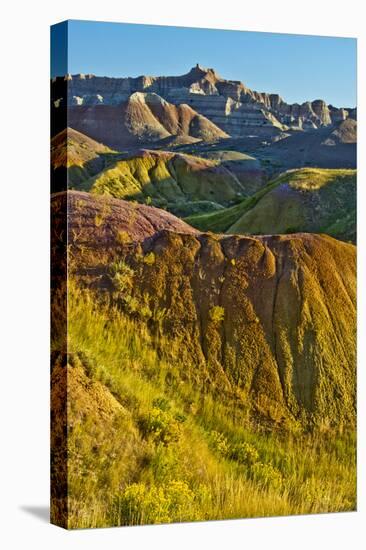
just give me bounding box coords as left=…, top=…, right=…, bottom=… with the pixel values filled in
left=52, top=64, right=356, bottom=141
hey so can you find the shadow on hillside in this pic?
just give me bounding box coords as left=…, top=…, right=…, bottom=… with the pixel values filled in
left=51, top=151, right=124, bottom=193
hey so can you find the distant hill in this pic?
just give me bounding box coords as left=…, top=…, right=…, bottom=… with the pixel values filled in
left=256, top=122, right=357, bottom=173
left=186, top=168, right=356, bottom=243
left=65, top=91, right=229, bottom=149
left=322, top=118, right=357, bottom=145
left=52, top=64, right=357, bottom=140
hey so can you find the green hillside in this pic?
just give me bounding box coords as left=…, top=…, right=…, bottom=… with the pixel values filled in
left=186, top=168, right=356, bottom=242
left=71, top=149, right=267, bottom=216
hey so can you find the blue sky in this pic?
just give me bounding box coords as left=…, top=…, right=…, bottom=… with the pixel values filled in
left=51, top=20, right=356, bottom=107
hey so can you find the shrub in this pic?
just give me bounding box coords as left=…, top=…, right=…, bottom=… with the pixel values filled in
left=123, top=294, right=140, bottom=313
left=110, top=261, right=134, bottom=293
left=165, top=480, right=195, bottom=521
left=210, top=430, right=230, bottom=458
left=139, top=408, right=181, bottom=445
left=115, top=483, right=170, bottom=525
left=251, top=462, right=283, bottom=489
left=143, top=252, right=156, bottom=266
left=230, top=442, right=259, bottom=466
left=115, top=480, right=196, bottom=525
left=116, top=230, right=131, bottom=245
left=209, top=306, right=225, bottom=324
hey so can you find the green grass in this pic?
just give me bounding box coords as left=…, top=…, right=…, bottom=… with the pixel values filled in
left=70, top=150, right=248, bottom=215
left=185, top=179, right=280, bottom=232
left=185, top=168, right=356, bottom=242
left=53, top=281, right=356, bottom=528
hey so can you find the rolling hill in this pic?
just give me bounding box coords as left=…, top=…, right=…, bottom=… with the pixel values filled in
left=51, top=128, right=118, bottom=190
left=69, top=147, right=266, bottom=216
left=186, top=168, right=356, bottom=242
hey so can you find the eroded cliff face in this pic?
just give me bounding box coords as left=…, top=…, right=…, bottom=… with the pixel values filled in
left=51, top=64, right=356, bottom=140
left=128, top=231, right=356, bottom=427
left=58, top=191, right=356, bottom=429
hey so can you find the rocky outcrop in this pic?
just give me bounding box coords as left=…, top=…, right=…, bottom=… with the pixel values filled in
left=52, top=64, right=356, bottom=139
left=322, top=118, right=357, bottom=145
left=132, top=230, right=355, bottom=426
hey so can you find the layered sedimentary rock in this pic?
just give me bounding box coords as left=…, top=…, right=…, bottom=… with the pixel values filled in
left=322, top=118, right=357, bottom=145
left=52, top=64, right=356, bottom=140
left=65, top=91, right=228, bottom=149
left=52, top=190, right=199, bottom=248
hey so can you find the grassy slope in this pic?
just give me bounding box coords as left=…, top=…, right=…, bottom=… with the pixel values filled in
left=54, top=282, right=356, bottom=528
left=185, top=168, right=356, bottom=242
left=185, top=179, right=280, bottom=232
left=71, top=150, right=255, bottom=216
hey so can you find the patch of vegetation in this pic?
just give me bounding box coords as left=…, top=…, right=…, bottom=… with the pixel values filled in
left=230, top=442, right=259, bottom=466
left=139, top=407, right=183, bottom=446
left=110, top=260, right=134, bottom=293
left=169, top=200, right=225, bottom=218
left=114, top=480, right=196, bottom=525
left=209, top=306, right=225, bottom=324
left=116, top=230, right=132, bottom=245
left=143, top=252, right=156, bottom=266
left=251, top=462, right=283, bottom=489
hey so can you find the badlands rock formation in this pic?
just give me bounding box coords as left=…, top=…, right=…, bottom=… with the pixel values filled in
left=57, top=191, right=356, bottom=427
left=66, top=90, right=228, bottom=149
left=52, top=64, right=357, bottom=141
